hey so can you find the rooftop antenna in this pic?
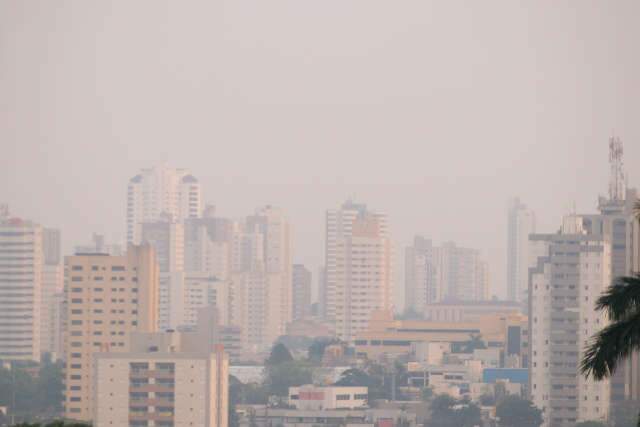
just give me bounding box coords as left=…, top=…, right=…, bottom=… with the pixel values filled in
left=608, top=135, right=626, bottom=201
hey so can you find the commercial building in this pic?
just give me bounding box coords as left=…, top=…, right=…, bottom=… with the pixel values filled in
left=63, top=244, right=159, bottom=421
left=127, top=164, right=202, bottom=244
left=353, top=310, right=527, bottom=365
left=324, top=201, right=393, bottom=341
left=289, top=385, right=368, bottom=410
left=292, top=264, right=312, bottom=320
left=423, top=300, right=522, bottom=322
left=506, top=197, right=536, bottom=303
left=0, top=216, right=43, bottom=362
left=237, top=406, right=416, bottom=427
left=94, top=333, right=228, bottom=427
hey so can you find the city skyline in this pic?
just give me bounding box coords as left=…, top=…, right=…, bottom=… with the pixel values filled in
left=3, top=2, right=640, bottom=304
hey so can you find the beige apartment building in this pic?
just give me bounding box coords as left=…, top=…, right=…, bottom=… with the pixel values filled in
left=94, top=333, right=228, bottom=427
left=324, top=201, right=393, bottom=341
left=64, top=244, right=159, bottom=422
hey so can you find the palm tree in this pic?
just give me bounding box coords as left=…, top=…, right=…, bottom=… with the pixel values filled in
left=581, top=203, right=640, bottom=426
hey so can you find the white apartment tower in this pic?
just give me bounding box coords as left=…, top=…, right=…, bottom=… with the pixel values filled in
left=324, top=201, right=393, bottom=341
left=507, top=197, right=536, bottom=302
left=529, top=216, right=612, bottom=427
left=0, top=216, right=43, bottom=362
left=127, top=164, right=202, bottom=244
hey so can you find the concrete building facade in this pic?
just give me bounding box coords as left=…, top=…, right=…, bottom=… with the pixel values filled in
left=324, top=201, right=393, bottom=342
left=292, top=264, right=312, bottom=321
left=0, top=217, right=43, bottom=362
left=94, top=333, right=228, bottom=427
left=63, top=245, right=159, bottom=421
left=529, top=217, right=612, bottom=427
left=127, top=164, right=202, bottom=245
left=507, top=197, right=536, bottom=303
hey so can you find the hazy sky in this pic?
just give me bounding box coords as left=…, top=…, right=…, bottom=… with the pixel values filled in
left=2, top=1, right=639, bottom=307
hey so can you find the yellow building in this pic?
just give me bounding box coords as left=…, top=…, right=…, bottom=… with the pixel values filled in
left=64, top=244, right=159, bottom=422
left=353, top=310, right=527, bottom=363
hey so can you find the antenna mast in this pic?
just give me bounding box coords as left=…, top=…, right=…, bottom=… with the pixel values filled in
left=608, top=135, right=626, bottom=201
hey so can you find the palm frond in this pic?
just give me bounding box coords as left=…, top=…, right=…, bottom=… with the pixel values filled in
left=581, top=311, right=640, bottom=380
left=594, top=274, right=640, bottom=321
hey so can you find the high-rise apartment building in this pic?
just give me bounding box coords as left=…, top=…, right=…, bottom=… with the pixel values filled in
left=507, top=197, right=536, bottom=302
left=184, top=208, right=232, bottom=279
left=229, top=206, right=292, bottom=351
left=528, top=137, right=640, bottom=425
left=433, top=241, right=489, bottom=302
left=75, top=233, right=123, bottom=256
left=406, top=238, right=489, bottom=310
left=41, top=228, right=64, bottom=359
left=94, top=333, right=228, bottom=427
left=405, top=236, right=438, bottom=313
left=529, top=216, right=612, bottom=427
left=0, top=217, right=43, bottom=362
left=127, top=164, right=202, bottom=244
left=324, top=201, right=393, bottom=341
left=63, top=245, right=159, bottom=422
left=141, top=220, right=184, bottom=273
left=292, top=264, right=312, bottom=321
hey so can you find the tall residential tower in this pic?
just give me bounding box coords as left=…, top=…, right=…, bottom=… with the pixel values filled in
left=324, top=201, right=393, bottom=341
left=126, top=164, right=202, bottom=244
left=507, top=197, right=536, bottom=302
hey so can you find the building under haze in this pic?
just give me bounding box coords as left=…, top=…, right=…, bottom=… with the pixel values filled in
left=0, top=215, right=43, bottom=362
left=528, top=139, right=640, bottom=426
left=506, top=197, right=536, bottom=303
left=323, top=200, right=393, bottom=341
left=435, top=241, right=489, bottom=302
left=230, top=206, right=292, bottom=352
left=94, top=333, right=228, bottom=427
left=292, top=264, right=312, bottom=320
left=126, top=164, right=202, bottom=245
left=529, top=216, right=612, bottom=426
left=405, top=236, right=438, bottom=314
left=406, top=237, right=489, bottom=311
left=63, top=245, right=159, bottom=422
left=41, top=228, right=64, bottom=359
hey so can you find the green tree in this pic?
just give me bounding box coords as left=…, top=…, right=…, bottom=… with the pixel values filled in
left=429, top=394, right=481, bottom=427
left=36, top=359, right=64, bottom=412
left=495, top=395, right=543, bottom=427
left=307, top=338, right=339, bottom=363
left=266, top=343, right=293, bottom=366
left=264, top=361, right=313, bottom=396
left=575, top=421, right=607, bottom=427
left=420, top=386, right=433, bottom=402
left=462, top=334, right=487, bottom=353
